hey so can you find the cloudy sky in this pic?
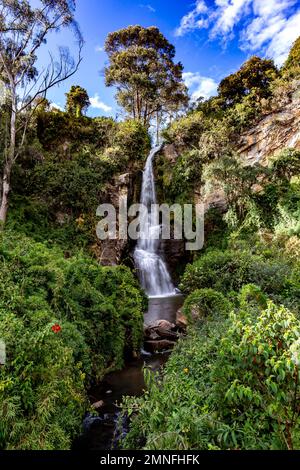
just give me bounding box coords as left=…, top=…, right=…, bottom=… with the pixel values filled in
left=39, top=0, right=300, bottom=117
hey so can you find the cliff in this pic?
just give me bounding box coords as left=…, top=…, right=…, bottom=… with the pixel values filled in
left=238, top=84, right=300, bottom=166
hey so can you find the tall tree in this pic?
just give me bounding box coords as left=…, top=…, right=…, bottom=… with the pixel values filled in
left=218, top=56, right=278, bottom=108
left=0, top=0, right=83, bottom=226
left=104, top=25, right=188, bottom=129
left=66, top=85, right=90, bottom=117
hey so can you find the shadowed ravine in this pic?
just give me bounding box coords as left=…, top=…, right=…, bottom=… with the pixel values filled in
left=74, top=147, right=183, bottom=450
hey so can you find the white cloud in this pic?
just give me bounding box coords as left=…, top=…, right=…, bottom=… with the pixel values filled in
left=211, top=0, right=251, bottom=38
left=183, top=72, right=218, bottom=100
left=175, top=0, right=300, bottom=64
left=95, top=45, right=104, bottom=53
left=90, top=94, right=112, bottom=113
left=139, top=4, right=156, bottom=13
left=265, top=10, right=300, bottom=65
left=175, top=0, right=209, bottom=37
left=50, top=102, right=63, bottom=112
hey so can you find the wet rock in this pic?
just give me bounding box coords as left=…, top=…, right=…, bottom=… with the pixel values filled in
left=144, top=339, right=176, bottom=352
left=82, top=413, right=103, bottom=432
left=140, top=348, right=152, bottom=356
left=152, top=319, right=176, bottom=330
left=155, top=327, right=179, bottom=340
left=144, top=325, right=160, bottom=340
left=91, top=400, right=104, bottom=410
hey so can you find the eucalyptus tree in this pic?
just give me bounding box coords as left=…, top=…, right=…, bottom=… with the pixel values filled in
left=0, top=0, right=83, bottom=226
left=104, top=25, right=188, bottom=132
left=66, top=85, right=90, bottom=117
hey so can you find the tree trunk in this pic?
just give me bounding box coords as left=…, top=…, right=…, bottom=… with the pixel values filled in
left=0, top=165, right=11, bottom=227
left=0, top=87, right=16, bottom=228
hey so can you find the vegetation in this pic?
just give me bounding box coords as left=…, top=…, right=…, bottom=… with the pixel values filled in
left=1, top=4, right=300, bottom=451
left=66, top=85, right=90, bottom=117
left=0, top=231, right=144, bottom=449
left=120, top=36, right=300, bottom=451
left=0, top=0, right=83, bottom=226
left=104, top=25, right=188, bottom=128
left=122, top=297, right=300, bottom=450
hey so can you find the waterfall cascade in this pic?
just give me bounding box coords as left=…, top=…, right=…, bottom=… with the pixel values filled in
left=134, top=145, right=176, bottom=297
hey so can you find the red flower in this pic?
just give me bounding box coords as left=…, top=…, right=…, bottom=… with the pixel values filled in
left=51, top=324, right=62, bottom=334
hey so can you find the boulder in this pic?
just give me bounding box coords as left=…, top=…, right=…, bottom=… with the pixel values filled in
left=152, top=319, right=176, bottom=330
left=155, top=327, right=179, bottom=340
left=91, top=400, right=104, bottom=410
left=176, top=308, right=188, bottom=330
left=144, top=339, right=176, bottom=353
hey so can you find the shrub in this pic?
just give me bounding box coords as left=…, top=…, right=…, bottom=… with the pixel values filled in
left=121, top=301, right=300, bottom=450
left=0, top=231, right=144, bottom=449
left=183, top=288, right=232, bottom=324
left=180, top=247, right=291, bottom=297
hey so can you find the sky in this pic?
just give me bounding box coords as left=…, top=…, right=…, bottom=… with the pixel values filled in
left=38, top=0, right=300, bottom=117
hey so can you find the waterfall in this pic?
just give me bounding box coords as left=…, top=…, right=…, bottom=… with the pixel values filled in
left=134, top=145, right=176, bottom=297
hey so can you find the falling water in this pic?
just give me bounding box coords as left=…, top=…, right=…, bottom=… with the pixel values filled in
left=134, top=145, right=176, bottom=297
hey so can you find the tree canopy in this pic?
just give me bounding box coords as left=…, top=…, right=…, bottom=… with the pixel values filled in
left=218, top=56, right=278, bottom=108
left=283, top=35, right=300, bottom=73
left=104, top=25, right=188, bottom=127
left=66, top=85, right=90, bottom=117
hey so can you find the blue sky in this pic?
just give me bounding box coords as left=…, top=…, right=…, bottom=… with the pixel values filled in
left=40, top=0, right=300, bottom=117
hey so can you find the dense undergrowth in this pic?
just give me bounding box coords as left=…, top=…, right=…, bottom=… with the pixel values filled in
left=0, top=110, right=149, bottom=449
left=0, top=231, right=145, bottom=449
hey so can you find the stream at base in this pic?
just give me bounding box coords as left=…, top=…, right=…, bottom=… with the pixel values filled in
left=73, top=294, right=183, bottom=451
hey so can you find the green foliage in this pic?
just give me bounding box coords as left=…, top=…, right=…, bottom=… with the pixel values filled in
left=104, top=25, right=188, bottom=126
left=270, top=148, right=300, bottom=181
left=180, top=245, right=291, bottom=298
left=65, top=85, right=90, bottom=117
left=0, top=231, right=144, bottom=449
left=162, top=111, right=207, bottom=148
left=113, top=119, right=151, bottom=162
left=8, top=110, right=150, bottom=248
left=218, top=56, right=278, bottom=108
left=283, top=36, right=300, bottom=76
left=122, top=298, right=300, bottom=450
left=183, top=288, right=232, bottom=323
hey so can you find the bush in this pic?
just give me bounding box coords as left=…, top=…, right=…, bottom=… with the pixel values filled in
left=183, top=288, right=232, bottom=324
left=121, top=300, right=300, bottom=450
left=162, top=111, right=207, bottom=149
left=180, top=247, right=291, bottom=297
left=0, top=231, right=144, bottom=449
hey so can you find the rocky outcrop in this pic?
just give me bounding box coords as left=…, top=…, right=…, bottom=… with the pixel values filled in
left=238, top=86, right=300, bottom=166
left=202, top=84, right=300, bottom=213
left=92, top=171, right=141, bottom=265
left=144, top=319, right=183, bottom=352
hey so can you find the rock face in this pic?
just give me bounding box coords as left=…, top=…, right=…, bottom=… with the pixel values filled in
left=92, top=171, right=141, bottom=265
left=238, top=87, right=300, bottom=166
left=202, top=84, right=300, bottom=212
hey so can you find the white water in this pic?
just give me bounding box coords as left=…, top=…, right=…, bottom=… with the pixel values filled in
left=134, top=146, right=176, bottom=297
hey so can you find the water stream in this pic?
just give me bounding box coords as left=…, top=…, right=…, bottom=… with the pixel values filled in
left=74, top=147, right=183, bottom=450
left=74, top=295, right=183, bottom=450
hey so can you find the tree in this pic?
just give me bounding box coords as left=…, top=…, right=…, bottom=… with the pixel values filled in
left=283, top=36, right=300, bottom=73
left=0, top=0, right=83, bottom=226
left=66, top=85, right=90, bottom=117
left=104, top=25, right=188, bottom=130
left=218, top=56, right=278, bottom=108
